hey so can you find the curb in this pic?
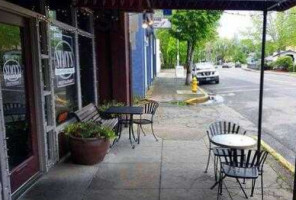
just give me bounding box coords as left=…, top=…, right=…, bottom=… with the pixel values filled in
left=252, top=136, right=295, bottom=174
left=184, top=87, right=209, bottom=105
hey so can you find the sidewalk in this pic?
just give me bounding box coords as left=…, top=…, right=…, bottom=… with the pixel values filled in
left=19, top=70, right=293, bottom=200
left=242, top=65, right=296, bottom=77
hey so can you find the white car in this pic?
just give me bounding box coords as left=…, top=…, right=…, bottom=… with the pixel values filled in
left=192, top=62, right=219, bottom=84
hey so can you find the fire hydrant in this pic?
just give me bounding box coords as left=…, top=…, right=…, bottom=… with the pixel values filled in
left=191, top=77, right=198, bottom=93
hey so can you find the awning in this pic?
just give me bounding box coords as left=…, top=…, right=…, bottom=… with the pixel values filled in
left=76, top=0, right=296, bottom=11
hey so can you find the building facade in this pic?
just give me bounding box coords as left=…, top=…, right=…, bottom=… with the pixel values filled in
left=129, top=13, right=157, bottom=98
left=0, top=1, right=132, bottom=199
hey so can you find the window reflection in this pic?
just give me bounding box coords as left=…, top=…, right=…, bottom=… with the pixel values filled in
left=0, top=23, right=32, bottom=170
left=50, top=26, right=78, bottom=124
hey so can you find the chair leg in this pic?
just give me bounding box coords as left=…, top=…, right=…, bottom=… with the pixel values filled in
left=151, top=123, right=158, bottom=141
left=251, top=179, right=256, bottom=197
left=236, top=178, right=248, bottom=199
left=205, top=144, right=211, bottom=173
left=217, top=171, right=222, bottom=200
left=140, top=124, right=146, bottom=136
left=261, top=174, right=264, bottom=200
left=137, top=124, right=140, bottom=144
left=214, top=155, right=218, bottom=181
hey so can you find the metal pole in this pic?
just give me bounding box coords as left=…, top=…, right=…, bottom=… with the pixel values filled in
left=177, top=39, right=180, bottom=66
left=257, top=10, right=267, bottom=153
left=293, top=158, right=296, bottom=200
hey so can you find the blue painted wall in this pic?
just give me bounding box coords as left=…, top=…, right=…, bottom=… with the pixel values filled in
left=130, top=14, right=156, bottom=98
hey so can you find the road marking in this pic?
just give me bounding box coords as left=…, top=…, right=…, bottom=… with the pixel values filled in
left=216, top=88, right=271, bottom=94
left=264, top=78, right=296, bottom=86
left=208, top=85, right=257, bottom=91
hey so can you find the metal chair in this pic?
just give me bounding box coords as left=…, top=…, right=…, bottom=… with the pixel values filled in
left=205, top=121, right=247, bottom=179
left=216, top=148, right=268, bottom=200
left=133, top=100, right=159, bottom=144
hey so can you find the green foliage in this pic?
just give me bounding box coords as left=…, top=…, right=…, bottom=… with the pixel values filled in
left=272, top=56, right=293, bottom=71
left=244, top=8, right=296, bottom=55
left=169, top=10, right=222, bottom=84
left=169, top=10, right=221, bottom=43
left=156, top=29, right=186, bottom=68
left=0, top=24, right=20, bottom=51
left=98, top=100, right=124, bottom=118
left=207, top=37, right=249, bottom=63
left=132, top=96, right=150, bottom=105
left=64, top=122, right=116, bottom=139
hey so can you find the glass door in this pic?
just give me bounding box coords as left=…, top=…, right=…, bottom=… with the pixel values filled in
left=0, top=12, right=39, bottom=193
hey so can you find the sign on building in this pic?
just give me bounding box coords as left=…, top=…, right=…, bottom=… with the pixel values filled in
left=53, top=35, right=76, bottom=88
left=3, top=59, right=22, bottom=87
left=153, top=10, right=172, bottom=29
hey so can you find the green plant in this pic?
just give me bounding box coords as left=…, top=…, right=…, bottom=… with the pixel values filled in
left=98, top=100, right=124, bottom=118
left=64, top=122, right=115, bottom=139
left=98, top=100, right=124, bottom=113
left=272, top=56, right=293, bottom=71
left=133, top=96, right=150, bottom=105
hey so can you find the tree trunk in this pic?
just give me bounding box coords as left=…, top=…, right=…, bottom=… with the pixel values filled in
left=185, top=41, right=195, bottom=85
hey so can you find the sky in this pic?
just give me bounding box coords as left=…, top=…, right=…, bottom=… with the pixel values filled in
left=218, top=11, right=254, bottom=39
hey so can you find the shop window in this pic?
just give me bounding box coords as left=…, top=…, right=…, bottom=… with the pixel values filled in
left=79, top=35, right=95, bottom=106
left=50, top=26, right=78, bottom=124
left=48, top=0, right=73, bottom=25
left=77, top=9, right=92, bottom=32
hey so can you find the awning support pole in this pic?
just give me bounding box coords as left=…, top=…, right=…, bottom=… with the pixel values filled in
left=293, top=158, right=296, bottom=200
left=257, top=10, right=267, bottom=153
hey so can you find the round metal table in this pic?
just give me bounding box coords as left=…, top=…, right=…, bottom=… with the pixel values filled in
left=210, top=134, right=257, bottom=149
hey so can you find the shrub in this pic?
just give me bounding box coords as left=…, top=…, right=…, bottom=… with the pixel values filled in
left=272, top=56, right=293, bottom=71
left=64, top=122, right=115, bottom=139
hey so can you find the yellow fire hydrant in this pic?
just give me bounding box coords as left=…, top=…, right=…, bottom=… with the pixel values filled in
left=191, top=77, right=198, bottom=93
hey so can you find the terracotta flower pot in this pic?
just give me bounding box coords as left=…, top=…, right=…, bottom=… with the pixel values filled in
left=69, top=135, right=110, bottom=165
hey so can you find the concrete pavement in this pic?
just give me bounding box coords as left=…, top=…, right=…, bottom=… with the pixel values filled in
left=202, top=67, right=296, bottom=166
left=19, top=69, right=294, bottom=200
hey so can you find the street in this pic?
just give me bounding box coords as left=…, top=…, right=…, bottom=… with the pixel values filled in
left=202, top=67, right=296, bottom=164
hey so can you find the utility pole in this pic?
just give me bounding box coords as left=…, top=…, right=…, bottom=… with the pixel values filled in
left=177, top=39, right=180, bottom=66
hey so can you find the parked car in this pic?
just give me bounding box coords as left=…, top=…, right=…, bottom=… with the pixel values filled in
left=235, top=62, right=241, bottom=68
left=192, top=62, right=219, bottom=84
left=222, top=62, right=233, bottom=68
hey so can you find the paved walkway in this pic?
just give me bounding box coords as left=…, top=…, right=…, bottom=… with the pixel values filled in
left=19, top=70, right=293, bottom=200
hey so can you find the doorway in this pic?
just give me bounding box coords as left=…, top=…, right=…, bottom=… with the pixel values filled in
left=0, top=11, right=39, bottom=193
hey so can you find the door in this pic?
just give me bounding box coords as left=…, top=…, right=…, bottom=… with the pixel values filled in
left=0, top=11, right=39, bottom=193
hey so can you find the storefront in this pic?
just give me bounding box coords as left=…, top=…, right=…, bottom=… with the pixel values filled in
left=0, top=1, right=98, bottom=199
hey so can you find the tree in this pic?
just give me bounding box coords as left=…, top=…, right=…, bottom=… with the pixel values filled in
left=156, top=29, right=187, bottom=69
left=170, top=10, right=222, bottom=85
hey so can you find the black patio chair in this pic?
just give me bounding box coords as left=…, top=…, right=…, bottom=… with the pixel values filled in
left=205, top=121, right=247, bottom=179
left=133, top=100, right=159, bottom=144
left=216, top=148, right=268, bottom=200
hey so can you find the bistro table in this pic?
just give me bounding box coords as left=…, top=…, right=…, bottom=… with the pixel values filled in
left=210, top=134, right=257, bottom=189
left=210, top=134, right=257, bottom=149
left=104, top=106, right=143, bottom=149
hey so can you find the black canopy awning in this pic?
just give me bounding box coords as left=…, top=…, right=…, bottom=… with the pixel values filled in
left=77, top=0, right=296, bottom=11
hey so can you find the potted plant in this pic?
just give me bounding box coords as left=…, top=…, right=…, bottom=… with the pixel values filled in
left=98, top=100, right=124, bottom=119
left=63, top=122, right=116, bottom=165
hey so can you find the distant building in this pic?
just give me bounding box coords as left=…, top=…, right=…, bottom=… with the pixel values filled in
left=266, top=50, right=296, bottom=65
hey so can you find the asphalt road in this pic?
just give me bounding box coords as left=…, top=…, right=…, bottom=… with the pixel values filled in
left=202, top=67, right=296, bottom=164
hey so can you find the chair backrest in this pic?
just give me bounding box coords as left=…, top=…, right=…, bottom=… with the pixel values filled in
left=207, top=121, right=247, bottom=139
left=142, top=100, right=159, bottom=115
left=218, top=148, right=268, bottom=169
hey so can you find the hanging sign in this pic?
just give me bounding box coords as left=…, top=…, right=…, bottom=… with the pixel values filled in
left=53, top=35, right=75, bottom=88
left=153, top=10, right=172, bottom=29
left=3, top=59, right=22, bottom=87
left=163, top=9, right=172, bottom=16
